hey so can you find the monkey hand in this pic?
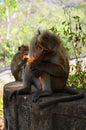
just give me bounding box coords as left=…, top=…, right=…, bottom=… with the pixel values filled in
left=31, top=68, right=42, bottom=77
left=22, top=57, right=28, bottom=64
left=30, top=61, right=43, bottom=77
left=31, top=92, right=40, bottom=102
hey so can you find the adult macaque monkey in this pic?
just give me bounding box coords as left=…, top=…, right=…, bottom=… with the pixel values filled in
left=11, top=45, right=29, bottom=81
left=10, top=30, right=84, bottom=107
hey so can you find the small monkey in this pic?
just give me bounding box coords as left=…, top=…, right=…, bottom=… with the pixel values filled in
left=10, top=30, right=84, bottom=107
left=11, top=45, right=29, bottom=81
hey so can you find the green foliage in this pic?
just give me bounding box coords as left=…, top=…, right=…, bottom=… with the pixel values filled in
left=0, top=0, right=18, bottom=19
left=68, top=59, right=86, bottom=88
left=5, top=0, right=18, bottom=9
left=61, top=12, right=86, bottom=57
left=0, top=39, right=18, bottom=63
left=50, top=7, right=86, bottom=57
left=0, top=6, right=6, bottom=19
left=61, top=10, right=86, bottom=88
left=68, top=72, right=86, bottom=88
left=0, top=0, right=86, bottom=88
left=50, top=8, right=86, bottom=89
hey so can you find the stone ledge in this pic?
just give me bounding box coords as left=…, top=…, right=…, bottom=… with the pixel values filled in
left=3, top=81, right=86, bottom=130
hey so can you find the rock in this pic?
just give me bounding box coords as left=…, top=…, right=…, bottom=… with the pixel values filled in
left=3, top=82, right=86, bottom=130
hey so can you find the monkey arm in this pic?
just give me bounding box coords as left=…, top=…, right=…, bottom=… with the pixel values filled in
left=11, top=63, right=23, bottom=80
left=11, top=59, right=27, bottom=81
left=38, top=63, right=68, bottom=78
left=30, top=61, right=68, bottom=78
left=14, top=58, right=28, bottom=73
left=15, top=63, right=23, bottom=72
left=10, top=65, right=32, bottom=100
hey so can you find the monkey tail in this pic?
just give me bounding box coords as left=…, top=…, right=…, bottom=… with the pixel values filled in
left=39, top=91, right=84, bottom=109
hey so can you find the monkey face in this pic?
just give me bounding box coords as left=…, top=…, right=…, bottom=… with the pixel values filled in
left=37, top=30, right=59, bottom=52
left=35, top=43, right=50, bottom=58
left=20, top=45, right=29, bottom=56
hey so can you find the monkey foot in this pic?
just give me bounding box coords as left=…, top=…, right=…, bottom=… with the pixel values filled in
left=31, top=92, right=40, bottom=102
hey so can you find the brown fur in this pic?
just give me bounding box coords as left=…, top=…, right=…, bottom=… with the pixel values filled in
left=32, top=30, right=69, bottom=90
left=11, top=45, right=29, bottom=81
left=10, top=31, right=84, bottom=106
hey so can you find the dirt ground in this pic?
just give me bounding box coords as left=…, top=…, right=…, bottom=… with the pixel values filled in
left=0, top=116, right=4, bottom=130
left=0, top=69, right=14, bottom=130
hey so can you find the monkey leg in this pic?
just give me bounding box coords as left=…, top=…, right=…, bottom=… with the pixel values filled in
left=32, top=73, right=52, bottom=102
left=32, top=77, right=41, bottom=90
left=42, top=73, right=52, bottom=92
left=31, top=90, right=52, bottom=102
left=39, top=87, right=84, bottom=109
left=9, top=66, right=32, bottom=101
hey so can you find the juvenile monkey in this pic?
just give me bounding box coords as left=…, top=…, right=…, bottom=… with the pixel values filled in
left=11, top=45, right=29, bottom=81
left=10, top=30, right=84, bottom=107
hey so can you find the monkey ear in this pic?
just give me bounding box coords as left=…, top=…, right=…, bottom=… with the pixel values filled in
left=37, top=28, right=42, bottom=36
left=18, top=45, right=25, bottom=51
left=18, top=46, right=21, bottom=51
left=38, top=30, right=41, bottom=35
left=35, top=29, right=42, bottom=44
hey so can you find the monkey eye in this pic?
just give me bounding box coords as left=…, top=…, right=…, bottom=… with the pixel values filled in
left=44, top=50, right=49, bottom=53
left=37, top=44, right=49, bottom=53
left=37, top=44, right=43, bottom=50
left=39, top=46, right=42, bottom=50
